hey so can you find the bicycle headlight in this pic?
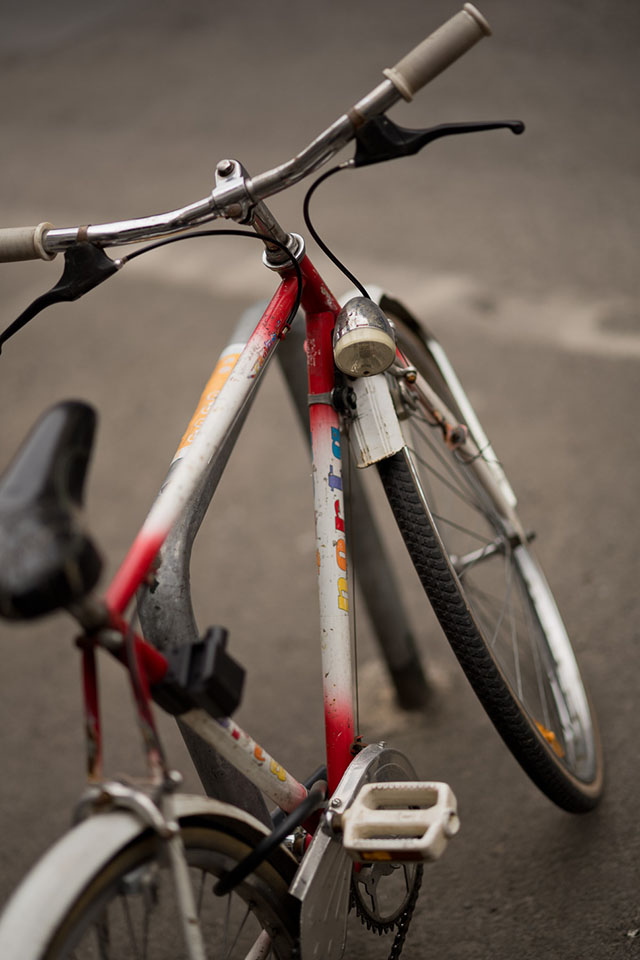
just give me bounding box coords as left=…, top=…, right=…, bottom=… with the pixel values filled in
left=332, top=297, right=396, bottom=377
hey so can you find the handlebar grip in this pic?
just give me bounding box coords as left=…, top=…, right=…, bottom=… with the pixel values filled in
left=383, top=3, right=491, bottom=102
left=0, top=223, right=56, bottom=262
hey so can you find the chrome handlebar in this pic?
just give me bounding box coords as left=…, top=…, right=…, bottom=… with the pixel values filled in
left=41, top=79, right=401, bottom=256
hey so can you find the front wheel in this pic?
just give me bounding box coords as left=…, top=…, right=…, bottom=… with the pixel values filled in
left=0, top=796, right=299, bottom=959
left=376, top=304, right=603, bottom=813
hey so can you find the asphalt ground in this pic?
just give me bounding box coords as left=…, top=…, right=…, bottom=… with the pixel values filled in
left=0, top=2, right=638, bottom=957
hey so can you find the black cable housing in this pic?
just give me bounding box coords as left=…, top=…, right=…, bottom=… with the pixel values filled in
left=302, top=164, right=371, bottom=301
left=0, top=229, right=304, bottom=352
left=122, top=229, right=303, bottom=332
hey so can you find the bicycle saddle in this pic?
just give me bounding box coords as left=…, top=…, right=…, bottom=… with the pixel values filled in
left=0, top=401, right=102, bottom=619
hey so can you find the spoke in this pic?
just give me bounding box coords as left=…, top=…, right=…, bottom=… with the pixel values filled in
left=411, top=445, right=477, bottom=513
left=463, top=563, right=532, bottom=632
left=410, top=415, right=481, bottom=505
left=222, top=892, right=232, bottom=956
left=431, top=511, right=494, bottom=548
left=142, top=904, right=150, bottom=960
left=196, top=869, right=206, bottom=917
left=415, top=438, right=440, bottom=517
left=93, top=914, right=110, bottom=960
left=547, top=673, right=579, bottom=766
left=405, top=406, right=522, bottom=634
left=409, top=421, right=484, bottom=514
left=516, top=572, right=552, bottom=729
left=121, top=896, right=142, bottom=960
left=463, top=582, right=501, bottom=637
left=407, top=419, right=506, bottom=552
left=464, top=580, right=526, bottom=626
left=224, top=903, right=252, bottom=960
left=507, top=556, right=523, bottom=700
left=488, top=549, right=513, bottom=653
left=467, top=588, right=525, bottom=626
left=414, top=414, right=504, bottom=532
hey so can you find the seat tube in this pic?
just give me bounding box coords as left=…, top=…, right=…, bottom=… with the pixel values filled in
left=305, top=288, right=355, bottom=795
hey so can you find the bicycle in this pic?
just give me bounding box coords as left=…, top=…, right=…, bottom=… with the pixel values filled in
left=0, top=5, right=603, bottom=958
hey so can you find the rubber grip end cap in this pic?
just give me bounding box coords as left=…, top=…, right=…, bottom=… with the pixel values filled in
left=463, top=4, right=492, bottom=37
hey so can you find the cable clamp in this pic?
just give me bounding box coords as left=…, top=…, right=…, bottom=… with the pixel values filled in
left=307, top=392, right=334, bottom=406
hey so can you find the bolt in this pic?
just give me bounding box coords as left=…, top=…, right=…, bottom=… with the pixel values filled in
left=450, top=425, right=468, bottom=446
left=165, top=770, right=183, bottom=791
left=378, top=741, right=386, bottom=749
left=216, top=159, right=235, bottom=178
left=330, top=797, right=342, bottom=808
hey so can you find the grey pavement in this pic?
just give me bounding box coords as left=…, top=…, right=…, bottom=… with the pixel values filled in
left=0, top=2, right=638, bottom=958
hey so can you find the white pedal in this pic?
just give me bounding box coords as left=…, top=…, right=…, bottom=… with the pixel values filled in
left=341, top=781, right=460, bottom=863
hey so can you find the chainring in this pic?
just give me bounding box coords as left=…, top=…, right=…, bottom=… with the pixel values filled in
left=351, top=861, right=423, bottom=935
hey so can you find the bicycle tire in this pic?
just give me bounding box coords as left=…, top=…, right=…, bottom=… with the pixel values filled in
left=0, top=796, right=299, bottom=959
left=376, top=307, right=603, bottom=813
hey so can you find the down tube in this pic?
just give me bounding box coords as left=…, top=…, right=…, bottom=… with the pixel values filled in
left=306, top=309, right=356, bottom=794
left=105, top=276, right=299, bottom=616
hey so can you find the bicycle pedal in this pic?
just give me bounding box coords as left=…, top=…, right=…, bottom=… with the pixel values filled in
left=340, top=781, right=459, bottom=863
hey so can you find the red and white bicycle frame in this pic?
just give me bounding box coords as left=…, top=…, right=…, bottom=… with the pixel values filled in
left=90, top=254, right=357, bottom=810
left=23, top=5, right=496, bottom=814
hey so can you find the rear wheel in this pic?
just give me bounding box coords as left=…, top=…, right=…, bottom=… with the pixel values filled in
left=0, top=802, right=299, bottom=959
left=377, top=305, right=603, bottom=812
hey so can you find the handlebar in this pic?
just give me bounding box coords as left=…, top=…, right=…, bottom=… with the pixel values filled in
left=0, top=223, right=56, bottom=262
left=383, top=4, right=490, bottom=101
left=0, top=5, right=491, bottom=263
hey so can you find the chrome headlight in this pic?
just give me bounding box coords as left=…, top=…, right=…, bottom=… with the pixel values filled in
left=332, top=297, right=396, bottom=377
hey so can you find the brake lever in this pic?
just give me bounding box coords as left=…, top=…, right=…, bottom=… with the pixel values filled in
left=353, top=116, right=524, bottom=168
left=0, top=242, right=120, bottom=353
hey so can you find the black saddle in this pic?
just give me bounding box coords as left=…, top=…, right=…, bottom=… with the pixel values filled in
left=0, top=401, right=102, bottom=619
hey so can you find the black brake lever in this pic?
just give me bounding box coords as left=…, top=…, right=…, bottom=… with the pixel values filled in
left=353, top=117, right=525, bottom=168
left=0, top=242, right=119, bottom=354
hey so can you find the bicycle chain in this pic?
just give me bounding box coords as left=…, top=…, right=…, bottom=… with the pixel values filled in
left=351, top=863, right=424, bottom=959
left=387, top=863, right=423, bottom=960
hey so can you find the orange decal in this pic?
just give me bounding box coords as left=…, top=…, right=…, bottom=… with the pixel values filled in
left=336, top=538, right=347, bottom=572
left=175, top=350, right=242, bottom=457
